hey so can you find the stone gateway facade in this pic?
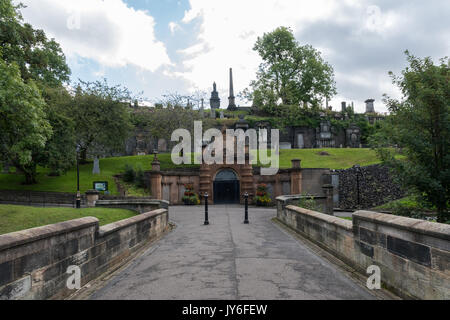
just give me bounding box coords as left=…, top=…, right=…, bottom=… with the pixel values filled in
left=147, top=132, right=331, bottom=206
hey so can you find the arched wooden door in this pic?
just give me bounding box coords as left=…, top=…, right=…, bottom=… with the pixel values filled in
left=213, top=169, right=240, bottom=204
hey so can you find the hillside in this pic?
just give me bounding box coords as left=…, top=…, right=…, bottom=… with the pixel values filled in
left=0, top=148, right=388, bottom=195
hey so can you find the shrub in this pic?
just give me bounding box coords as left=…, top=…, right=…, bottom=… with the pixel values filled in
left=135, top=166, right=147, bottom=189
left=123, top=164, right=135, bottom=183
left=298, top=193, right=323, bottom=212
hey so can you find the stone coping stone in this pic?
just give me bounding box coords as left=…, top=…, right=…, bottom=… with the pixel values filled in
left=277, top=195, right=326, bottom=202
left=286, top=205, right=353, bottom=231
left=0, top=217, right=99, bottom=251
left=99, top=209, right=167, bottom=237
left=95, top=199, right=169, bottom=206
left=353, top=210, right=450, bottom=241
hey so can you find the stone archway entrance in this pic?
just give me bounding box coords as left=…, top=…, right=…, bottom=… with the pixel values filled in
left=213, top=169, right=240, bottom=204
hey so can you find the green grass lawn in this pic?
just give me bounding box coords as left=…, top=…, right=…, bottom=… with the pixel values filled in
left=0, top=204, right=137, bottom=235
left=258, top=148, right=394, bottom=169
left=0, top=148, right=388, bottom=195
left=0, top=153, right=198, bottom=195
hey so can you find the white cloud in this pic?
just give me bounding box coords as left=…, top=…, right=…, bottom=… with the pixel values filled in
left=171, top=0, right=448, bottom=113
left=19, top=0, right=172, bottom=72
left=169, top=21, right=181, bottom=35
left=172, top=0, right=356, bottom=105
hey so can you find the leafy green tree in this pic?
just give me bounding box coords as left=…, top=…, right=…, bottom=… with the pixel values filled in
left=70, top=80, right=133, bottom=162
left=0, top=0, right=70, bottom=87
left=371, top=52, right=449, bottom=223
left=39, top=86, right=76, bottom=176
left=247, top=27, right=336, bottom=112
left=0, top=56, right=52, bottom=184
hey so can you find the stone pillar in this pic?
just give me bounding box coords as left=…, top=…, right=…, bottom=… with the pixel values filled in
left=199, top=165, right=212, bottom=204
left=150, top=172, right=162, bottom=200
left=322, top=184, right=334, bottom=216
left=150, top=153, right=162, bottom=200
left=241, top=164, right=254, bottom=204
left=290, top=159, right=302, bottom=195
left=85, top=190, right=100, bottom=207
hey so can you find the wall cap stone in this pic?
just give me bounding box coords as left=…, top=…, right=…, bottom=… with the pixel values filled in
left=286, top=205, right=353, bottom=231
left=99, top=209, right=167, bottom=237
left=353, top=210, right=450, bottom=241
left=0, top=217, right=99, bottom=251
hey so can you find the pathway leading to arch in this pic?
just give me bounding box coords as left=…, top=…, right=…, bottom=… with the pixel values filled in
left=89, top=205, right=377, bottom=300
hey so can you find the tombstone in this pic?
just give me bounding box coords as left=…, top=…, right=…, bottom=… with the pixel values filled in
left=280, top=142, right=292, bottom=150
left=220, top=111, right=224, bottom=119
left=92, top=157, right=100, bottom=175
left=297, top=134, right=305, bottom=149
left=158, top=138, right=168, bottom=152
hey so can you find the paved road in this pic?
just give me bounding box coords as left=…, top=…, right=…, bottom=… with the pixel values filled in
left=90, top=205, right=376, bottom=300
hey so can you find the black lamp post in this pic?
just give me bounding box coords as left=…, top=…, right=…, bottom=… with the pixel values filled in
left=244, top=192, right=249, bottom=224
left=204, top=192, right=209, bottom=225
left=354, top=164, right=361, bottom=209
left=76, top=145, right=81, bottom=209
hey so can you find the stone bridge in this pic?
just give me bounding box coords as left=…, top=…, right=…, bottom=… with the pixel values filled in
left=83, top=205, right=382, bottom=300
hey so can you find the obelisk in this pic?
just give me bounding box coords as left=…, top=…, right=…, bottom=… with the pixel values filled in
left=228, top=68, right=237, bottom=111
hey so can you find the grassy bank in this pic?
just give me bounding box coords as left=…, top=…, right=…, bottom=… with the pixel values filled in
left=0, top=149, right=388, bottom=195
left=0, top=204, right=137, bottom=235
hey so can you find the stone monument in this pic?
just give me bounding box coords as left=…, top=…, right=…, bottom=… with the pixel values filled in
left=365, top=99, right=375, bottom=113
left=227, top=68, right=237, bottom=111
left=210, top=82, right=220, bottom=117
left=92, top=157, right=100, bottom=174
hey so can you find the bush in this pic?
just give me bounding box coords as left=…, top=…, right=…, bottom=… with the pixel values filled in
left=298, top=193, right=323, bottom=212
left=123, top=164, right=135, bottom=183
left=135, top=166, right=147, bottom=189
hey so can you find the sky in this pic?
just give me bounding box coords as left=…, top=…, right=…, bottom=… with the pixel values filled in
left=18, top=0, right=450, bottom=113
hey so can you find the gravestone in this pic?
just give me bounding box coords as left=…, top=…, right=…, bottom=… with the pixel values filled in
left=280, top=142, right=292, bottom=150
left=220, top=111, right=224, bottom=119
left=158, top=139, right=168, bottom=152
left=92, top=157, right=100, bottom=174
left=297, top=134, right=304, bottom=149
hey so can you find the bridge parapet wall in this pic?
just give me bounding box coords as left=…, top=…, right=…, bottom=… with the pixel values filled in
left=276, top=198, right=450, bottom=300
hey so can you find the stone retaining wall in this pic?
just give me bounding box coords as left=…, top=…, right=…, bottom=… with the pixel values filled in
left=0, top=208, right=169, bottom=300
left=335, top=164, right=405, bottom=209
left=0, top=190, right=85, bottom=207
left=276, top=198, right=450, bottom=299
